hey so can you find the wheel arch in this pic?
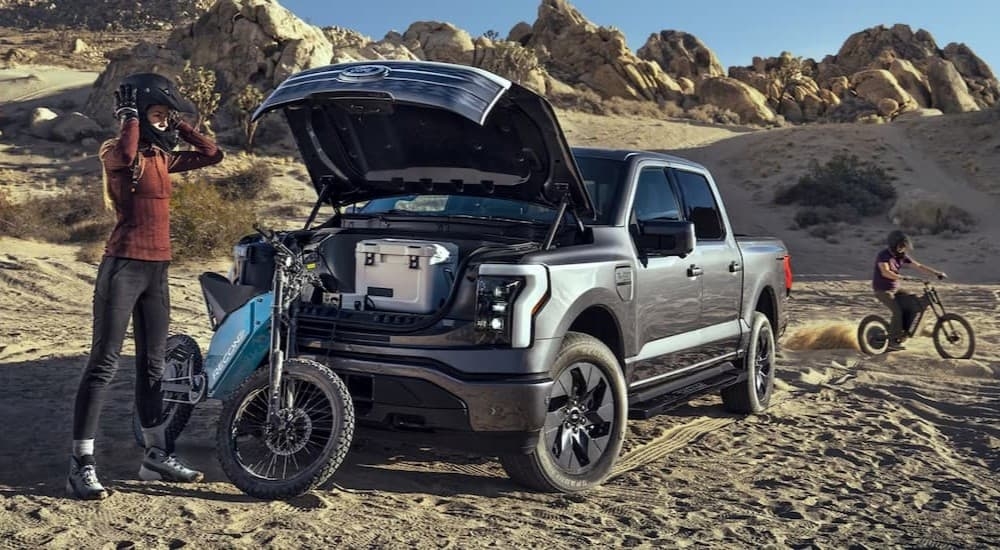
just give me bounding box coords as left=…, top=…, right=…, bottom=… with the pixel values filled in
left=566, top=305, right=625, bottom=370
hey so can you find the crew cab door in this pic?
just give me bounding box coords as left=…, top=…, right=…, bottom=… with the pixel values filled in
left=627, top=164, right=701, bottom=385
left=670, top=167, right=742, bottom=361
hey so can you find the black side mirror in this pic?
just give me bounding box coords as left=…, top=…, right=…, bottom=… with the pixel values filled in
left=638, top=220, right=695, bottom=257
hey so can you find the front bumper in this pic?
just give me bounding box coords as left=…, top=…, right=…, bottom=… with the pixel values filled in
left=300, top=351, right=554, bottom=453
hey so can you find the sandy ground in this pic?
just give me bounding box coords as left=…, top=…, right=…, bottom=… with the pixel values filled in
left=2, top=67, right=999, bottom=548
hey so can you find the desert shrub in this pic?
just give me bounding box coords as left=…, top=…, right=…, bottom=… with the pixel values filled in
left=793, top=204, right=862, bottom=228
left=170, top=179, right=258, bottom=261
left=685, top=104, right=742, bottom=125
left=176, top=62, right=221, bottom=135
left=474, top=31, right=540, bottom=84
left=775, top=154, right=897, bottom=221
left=212, top=159, right=273, bottom=201
left=808, top=223, right=840, bottom=240
left=235, top=84, right=266, bottom=153
left=0, top=177, right=113, bottom=242
left=890, top=198, right=976, bottom=234
left=75, top=240, right=106, bottom=263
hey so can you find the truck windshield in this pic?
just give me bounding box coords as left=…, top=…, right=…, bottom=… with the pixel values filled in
left=351, top=195, right=567, bottom=224
left=575, top=156, right=627, bottom=225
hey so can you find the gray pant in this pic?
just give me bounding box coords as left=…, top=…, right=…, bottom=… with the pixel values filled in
left=874, top=290, right=904, bottom=342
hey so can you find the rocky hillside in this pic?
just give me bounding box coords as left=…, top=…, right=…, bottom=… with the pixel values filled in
left=2, top=0, right=997, bottom=134
left=0, top=0, right=212, bottom=30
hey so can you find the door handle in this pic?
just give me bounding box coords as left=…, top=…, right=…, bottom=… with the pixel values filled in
left=688, top=265, right=703, bottom=277
left=729, top=261, right=743, bottom=273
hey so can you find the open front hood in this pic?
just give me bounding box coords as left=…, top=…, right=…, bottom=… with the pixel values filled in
left=253, top=61, right=594, bottom=218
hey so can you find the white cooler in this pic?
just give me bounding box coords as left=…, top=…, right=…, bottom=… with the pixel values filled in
left=354, top=239, right=458, bottom=313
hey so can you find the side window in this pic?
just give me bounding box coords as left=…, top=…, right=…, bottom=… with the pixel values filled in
left=673, top=169, right=724, bottom=240
left=632, top=167, right=681, bottom=223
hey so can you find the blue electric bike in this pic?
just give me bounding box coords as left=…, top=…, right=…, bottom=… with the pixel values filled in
left=133, top=226, right=354, bottom=500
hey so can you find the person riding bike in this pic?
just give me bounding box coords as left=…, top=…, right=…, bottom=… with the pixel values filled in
left=871, top=230, right=947, bottom=351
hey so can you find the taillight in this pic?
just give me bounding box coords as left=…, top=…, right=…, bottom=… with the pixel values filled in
left=783, top=254, right=793, bottom=297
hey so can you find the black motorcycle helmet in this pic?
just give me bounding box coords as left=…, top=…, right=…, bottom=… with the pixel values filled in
left=887, top=230, right=912, bottom=258
left=119, top=72, right=196, bottom=151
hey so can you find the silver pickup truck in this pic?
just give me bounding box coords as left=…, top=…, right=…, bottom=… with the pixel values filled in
left=238, top=60, right=792, bottom=493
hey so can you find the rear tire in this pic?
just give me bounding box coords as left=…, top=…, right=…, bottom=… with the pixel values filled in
left=932, top=313, right=975, bottom=359
left=216, top=357, right=354, bottom=500
left=721, top=312, right=776, bottom=414
left=499, top=332, right=627, bottom=493
left=132, top=334, right=203, bottom=450
left=857, top=314, right=890, bottom=356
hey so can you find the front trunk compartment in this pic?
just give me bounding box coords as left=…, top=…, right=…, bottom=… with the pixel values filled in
left=234, top=227, right=540, bottom=344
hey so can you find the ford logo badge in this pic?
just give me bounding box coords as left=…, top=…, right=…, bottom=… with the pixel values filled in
left=338, top=65, right=390, bottom=82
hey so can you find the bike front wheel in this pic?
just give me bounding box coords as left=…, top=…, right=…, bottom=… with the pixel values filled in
left=932, top=313, right=975, bottom=359
left=217, top=357, right=354, bottom=500
left=857, top=314, right=890, bottom=356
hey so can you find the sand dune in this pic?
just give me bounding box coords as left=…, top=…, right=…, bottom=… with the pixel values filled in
left=1, top=68, right=999, bottom=548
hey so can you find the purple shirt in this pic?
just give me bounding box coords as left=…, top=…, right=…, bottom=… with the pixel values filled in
left=872, top=248, right=912, bottom=292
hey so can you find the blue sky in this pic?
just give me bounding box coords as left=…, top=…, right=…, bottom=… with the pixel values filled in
left=282, top=0, right=999, bottom=73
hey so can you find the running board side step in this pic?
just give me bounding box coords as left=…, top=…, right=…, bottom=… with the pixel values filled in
left=627, top=362, right=739, bottom=420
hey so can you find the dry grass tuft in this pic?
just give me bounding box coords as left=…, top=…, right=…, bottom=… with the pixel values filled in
left=890, top=196, right=975, bottom=235
left=170, top=179, right=258, bottom=261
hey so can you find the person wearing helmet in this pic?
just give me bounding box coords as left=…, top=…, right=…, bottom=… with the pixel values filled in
left=67, top=73, right=224, bottom=500
left=871, top=230, right=947, bottom=351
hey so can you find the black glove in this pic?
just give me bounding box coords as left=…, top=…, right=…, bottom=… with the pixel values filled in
left=114, top=84, right=138, bottom=122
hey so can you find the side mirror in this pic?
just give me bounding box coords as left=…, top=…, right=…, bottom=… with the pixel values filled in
left=638, top=220, right=695, bottom=256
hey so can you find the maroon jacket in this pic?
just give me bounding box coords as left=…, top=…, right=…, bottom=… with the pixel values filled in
left=101, top=118, right=224, bottom=261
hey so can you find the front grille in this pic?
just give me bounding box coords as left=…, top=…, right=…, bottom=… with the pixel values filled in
left=294, top=303, right=424, bottom=343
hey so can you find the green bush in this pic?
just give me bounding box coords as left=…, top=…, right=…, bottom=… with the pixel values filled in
left=170, top=179, right=258, bottom=261
left=775, top=153, right=897, bottom=219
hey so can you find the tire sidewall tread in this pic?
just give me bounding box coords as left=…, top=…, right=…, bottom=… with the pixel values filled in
left=216, top=357, right=354, bottom=500
left=501, top=331, right=627, bottom=493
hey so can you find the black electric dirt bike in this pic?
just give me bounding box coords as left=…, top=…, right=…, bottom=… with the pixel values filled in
left=857, top=279, right=975, bottom=359
left=132, top=225, right=355, bottom=499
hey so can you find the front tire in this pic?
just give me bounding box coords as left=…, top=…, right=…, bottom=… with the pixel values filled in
left=216, top=357, right=354, bottom=500
left=132, top=334, right=203, bottom=449
left=721, top=312, right=776, bottom=414
left=857, top=314, right=890, bottom=356
left=500, top=332, right=627, bottom=493
left=932, top=313, right=975, bottom=359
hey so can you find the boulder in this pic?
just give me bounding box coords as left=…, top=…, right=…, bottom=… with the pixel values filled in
left=402, top=21, right=475, bottom=65
left=779, top=96, right=803, bottom=123
left=926, top=58, right=980, bottom=113
left=507, top=21, right=533, bottom=45
left=71, top=38, right=89, bottom=54
left=833, top=24, right=939, bottom=76
left=49, top=112, right=104, bottom=142
left=894, top=108, right=944, bottom=121
left=636, top=30, right=724, bottom=80
left=696, top=77, right=776, bottom=125
left=326, top=27, right=419, bottom=63
left=889, top=58, right=931, bottom=107
left=27, top=107, right=59, bottom=138
left=850, top=69, right=917, bottom=112
left=877, top=97, right=900, bottom=117
left=525, top=0, right=681, bottom=102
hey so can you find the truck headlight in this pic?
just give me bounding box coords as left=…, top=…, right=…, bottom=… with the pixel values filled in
left=475, top=276, right=523, bottom=344
left=475, top=264, right=549, bottom=348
